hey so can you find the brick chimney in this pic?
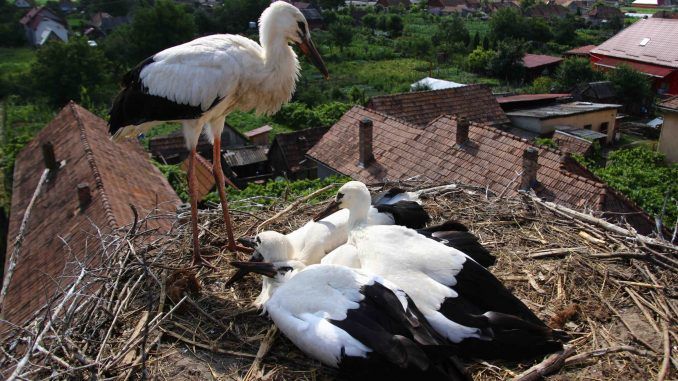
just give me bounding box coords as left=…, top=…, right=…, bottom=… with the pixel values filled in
left=358, top=118, right=374, bottom=168
left=455, top=116, right=470, bottom=146
left=520, top=147, right=539, bottom=190
left=42, top=142, right=58, bottom=171
left=77, top=183, right=92, bottom=209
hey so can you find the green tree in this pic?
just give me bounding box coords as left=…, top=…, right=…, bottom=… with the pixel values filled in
left=527, top=17, right=552, bottom=44
left=552, top=14, right=579, bottom=45
left=329, top=17, right=354, bottom=51
left=208, top=0, right=269, bottom=34
left=81, top=0, right=133, bottom=16
left=529, top=76, right=554, bottom=93
left=489, top=8, right=528, bottom=42
left=469, top=31, right=480, bottom=50
left=592, top=147, right=677, bottom=225
left=433, top=15, right=470, bottom=48
left=555, top=57, right=599, bottom=90
left=30, top=38, right=115, bottom=107
left=129, top=0, right=197, bottom=61
left=482, top=35, right=490, bottom=50
left=317, top=0, right=345, bottom=9
left=489, top=39, right=525, bottom=84
left=386, top=14, right=404, bottom=37
left=362, top=13, right=377, bottom=32
left=607, top=64, right=654, bottom=114
left=0, top=1, right=26, bottom=46
left=466, top=47, right=496, bottom=74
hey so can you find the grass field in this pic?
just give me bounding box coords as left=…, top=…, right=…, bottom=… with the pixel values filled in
left=620, top=6, right=660, bottom=14
left=0, top=47, right=35, bottom=76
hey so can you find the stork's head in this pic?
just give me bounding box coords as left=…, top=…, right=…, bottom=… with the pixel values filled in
left=313, top=181, right=371, bottom=221
left=260, top=1, right=329, bottom=79
left=225, top=231, right=294, bottom=287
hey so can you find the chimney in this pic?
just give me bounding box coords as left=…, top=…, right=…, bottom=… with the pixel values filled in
left=521, top=147, right=539, bottom=190
left=42, top=142, right=58, bottom=171
left=358, top=118, right=374, bottom=168
left=77, top=183, right=92, bottom=209
left=455, top=116, right=469, bottom=146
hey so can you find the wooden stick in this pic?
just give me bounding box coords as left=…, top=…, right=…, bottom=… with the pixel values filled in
left=563, top=345, right=652, bottom=366
left=527, top=247, right=586, bottom=259
left=244, top=324, right=278, bottom=381
left=624, top=287, right=660, bottom=334
left=657, top=321, right=671, bottom=381
left=160, top=327, right=257, bottom=358
left=0, top=168, right=50, bottom=316
left=511, top=346, right=575, bottom=381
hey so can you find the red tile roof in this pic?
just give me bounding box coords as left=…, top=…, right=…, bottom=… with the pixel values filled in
left=307, top=106, right=653, bottom=233
left=552, top=130, right=593, bottom=155
left=565, top=45, right=597, bottom=56
left=19, top=6, right=65, bottom=29
left=2, top=103, right=180, bottom=330
left=496, top=93, right=571, bottom=104
left=269, top=126, right=328, bottom=174
left=522, top=54, right=564, bottom=69
left=594, top=56, right=675, bottom=78
left=366, top=85, right=509, bottom=127
left=588, top=5, right=623, bottom=18
left=180, top=153, right=216, bottom=201
left=244, top=125, right=273, bottom=138
left=591, top=18, right=678, bottom=68
left=658, top=96, right=678, bottom=111
left=523, top=3, right=569, bottom=18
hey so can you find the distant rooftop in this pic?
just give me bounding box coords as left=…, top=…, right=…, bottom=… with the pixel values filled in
left=506, top=102, right=621, bottom=119
left=565, top=45, right=597, bottom=56
left=522, top=54, right=563, bottom=69
left=496, top=93, right=571, bottom=104
left=410, top=77, right=466, bottom=91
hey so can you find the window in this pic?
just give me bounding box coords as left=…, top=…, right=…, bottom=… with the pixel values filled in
left=584, top=124, right=592, bottom=130
left=600, top=122, right=609, bottom=134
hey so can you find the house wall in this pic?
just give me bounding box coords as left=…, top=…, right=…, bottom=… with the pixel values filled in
left=316, top=162, right=342, bottom=179
left=510, top=108, right=617, bottom=142
left=658, top=111, right=678, bottom=163
left=33, top=19, right=68, bottom=45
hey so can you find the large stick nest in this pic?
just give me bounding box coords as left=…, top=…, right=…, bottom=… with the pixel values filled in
left=1, top=182, right=676, bottom=380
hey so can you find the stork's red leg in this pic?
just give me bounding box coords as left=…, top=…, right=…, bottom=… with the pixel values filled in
left=187, top=148, right=212, bottom=267
left=212, top=137, right=252, bottom=253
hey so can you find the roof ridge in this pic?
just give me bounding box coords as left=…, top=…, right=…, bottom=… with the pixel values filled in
left=353, top=105, right=422, bottom=129
left=368, top=83, right=485, bottom=101
left=68, top=102, right=118, bottom=229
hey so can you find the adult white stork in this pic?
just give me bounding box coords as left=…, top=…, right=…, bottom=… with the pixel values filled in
left=228, top=249, right=470, bottom=380
left=311, top=181, right=568, bottom=361
left=108, top=1, right=329, bottom=267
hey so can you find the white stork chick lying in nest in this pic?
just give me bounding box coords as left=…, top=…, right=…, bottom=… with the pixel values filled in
left=228, top=237, right=471, bottom=381
left=307, top=181, right=569, bottom=362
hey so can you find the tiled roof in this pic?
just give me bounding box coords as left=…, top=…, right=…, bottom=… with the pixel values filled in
left=2, top=103, right=180, bottom=329
left=565, top=45, right=597, bottom=56
left=19, top=6, right=65, bottom=29
left=180, top=153, right=216, bottom=201
left=244, top=125, right=273, bottom=139
left=591, top=18, right=678, bottom=69
left=307, top=106, right=653, bottom=233
left=522, top=54, right=563, bottom=69
left=269, top=127, right=328, bottom=173
left=223, top=146, right=268, bottom=167
left=658, top=96, right=678, bottom=111
left=523, top=3, right=569, bottom=18
left=496, top=93, right=571, bottom=104
left=588, top=5, right=623, bottom=18
left=366, top=85, right=509, bottom=127
left=552, top=130, right=593, bottom=155
left=148, top=123, right=248, bottom=161
left=506, top=102, right=620, bottom=119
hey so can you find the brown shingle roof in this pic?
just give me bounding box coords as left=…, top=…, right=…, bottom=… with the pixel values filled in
left=366, top=85, right=509, bottom=127
left=591, top=18, right=678, bottom=69
left=269, top=127, right=328, bottom=174
left=552, top=130, right=593, bottom=155
left=522, top=54, right=563, bottom=69
left=180, top=153, right=216, bottom=201
left=2, top=103, right=180, bottom=329
left=658, top=95, right=678, bottom=111
left=523, top=3, right=569, bottom=18
left=307, top=106, right=653, bottom=233
left=565, top=45, right=597, bottom=56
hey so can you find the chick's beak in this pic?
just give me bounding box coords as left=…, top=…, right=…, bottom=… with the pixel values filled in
left=225, top=251, right=264, bottom=287
left=297, top=34, right=329, bottom=80
left=313, top=199, right=340, bottom=222
left=229, top=260, right=277, bottom=279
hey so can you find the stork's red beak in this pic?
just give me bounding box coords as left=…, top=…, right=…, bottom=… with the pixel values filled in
left=298, top=35, right=329, bottom=80
left=313, top=199, right=341, bottom=222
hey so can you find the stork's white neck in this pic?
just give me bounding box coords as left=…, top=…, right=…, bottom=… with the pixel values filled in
left=347, top=201, right=370, bottom=232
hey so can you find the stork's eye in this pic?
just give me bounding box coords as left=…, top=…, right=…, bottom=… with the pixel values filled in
left=278, top=266, right=293, bottom=274
left=336, top=193, right=344, bottom=200
left=255, top=236, right=261, bottom=244
left=297, top=21, right=306, bottom=35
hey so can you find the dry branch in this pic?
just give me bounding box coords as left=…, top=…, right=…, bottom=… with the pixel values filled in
left=511, top=346, right=575, bottom=381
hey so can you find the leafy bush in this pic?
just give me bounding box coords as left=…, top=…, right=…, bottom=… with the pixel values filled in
left=606, top=64, right=654, bottom=115
left=154, top=162, right=189, bottom=202
left=534, top=137, right=557, bottom=149
left=466, top=47, right=495, bottom=74
left=584, top=147, right=677, bottom=225
left=528, top=76, right=554, bottom=93
left=555, top=57, right=601, bottom=91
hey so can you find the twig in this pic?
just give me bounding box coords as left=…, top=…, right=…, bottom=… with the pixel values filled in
left=0, top=168, right=50, bottom=316
left=160, top=327, right=257, bottom=358
left=511, top=346, right=575, bottom=381
left=527, top=247, right=586, bottom=259
left=255, top=183, right=338, bottom=233
left=563, top=345, right=652, bottom=366
left=657, top=321, right=671, bottom=381
left=244, top=324, right=278, bottom=381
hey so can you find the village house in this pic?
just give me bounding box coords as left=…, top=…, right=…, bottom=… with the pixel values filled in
left=573, top=81, right=617, bottom=103
left=148, top=123, right=249, bottom=164
left=590, top=18, right=678, bottom=96
left=268, top=127, right=328, bottom=179
left=86, top=12, right=130, bottom=37
left=505, top=101, right=620, bottom=144
left=244, top=125, right=273, bottom=146
left=657, top=96, right=678, bottom=163
left=428, top=0, right=472, bottom=14
left=1, top=103, right=180, bottom=331
left=367, top=84, right=510, bottom=127
left=496, top=93, right=573, bottom=112
left=523, top=3, right=569, bottom=18
left=564, top=45, right=597, bottom=58
left=222, top=146, right=272, bottom=187
left=551, top=130, right=594, bottom=156
left=522, top=53, right=563, bottom=82
left=586, top=5, right=623, bottom=26
left=410, top=77, right=466, bottom=91
left=306, top=106, right=653, bottom=234
left=377, top=0, right=411, bottom=8
left=19, top=6, right=68, bottom=46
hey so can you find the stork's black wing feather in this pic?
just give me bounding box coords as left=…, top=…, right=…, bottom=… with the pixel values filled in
left=374, top=201, right=430, bottom=229
left=417, top=221, right=496, bottom=268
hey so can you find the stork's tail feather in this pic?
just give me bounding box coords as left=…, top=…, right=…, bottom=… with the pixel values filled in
left=417, top=221, right=496, bottom=268
left=374, top=201, right=431, bottom=229
left=372, top=187, right=421, bottom=205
